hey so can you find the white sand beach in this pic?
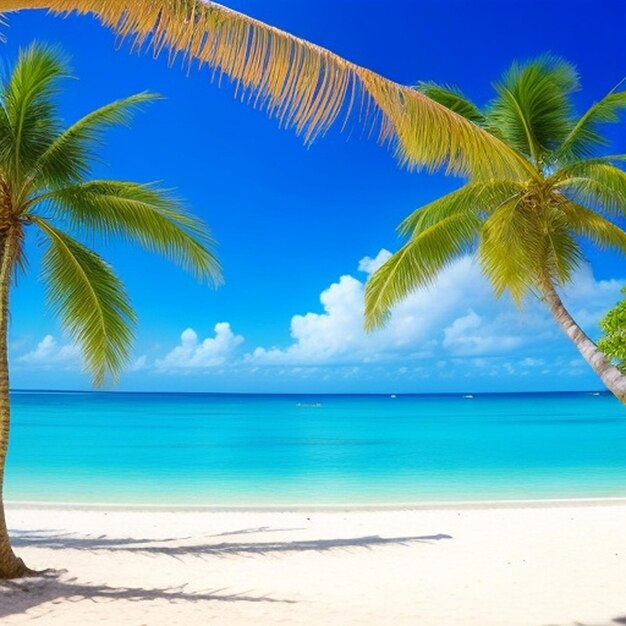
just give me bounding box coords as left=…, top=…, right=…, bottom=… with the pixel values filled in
left=2, top=500, right=625, bottom=625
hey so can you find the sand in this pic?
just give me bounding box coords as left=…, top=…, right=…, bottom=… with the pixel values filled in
left=1, top=500, right=625, bottom=625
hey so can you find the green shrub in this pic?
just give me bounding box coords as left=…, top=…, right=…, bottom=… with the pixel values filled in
left=599, top=288, right=626, bottom=373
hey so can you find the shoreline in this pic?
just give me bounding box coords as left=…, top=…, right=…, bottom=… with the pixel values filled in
left=7, top=494, right=626, bottom=512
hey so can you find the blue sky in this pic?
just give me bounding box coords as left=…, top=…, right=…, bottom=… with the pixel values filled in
left=5, top=0, right=626, bottom=393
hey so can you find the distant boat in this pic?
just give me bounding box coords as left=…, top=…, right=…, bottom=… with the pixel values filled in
left=390, top=394, right=397, bottom=399
left=297, top=402, right=322, bottom=408
left=463, top=394, right=474, bottom=399
left=591, top=392, right=601, bottom=397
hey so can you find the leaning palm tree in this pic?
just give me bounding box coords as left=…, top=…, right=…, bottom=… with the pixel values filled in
left=364, top=56, right=626, bottom=402
left=0, top=43, right=220, bottom=578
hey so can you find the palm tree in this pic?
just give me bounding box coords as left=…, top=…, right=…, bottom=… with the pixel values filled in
left=0, top=43, right=221, bottom=578
left=0, top=9, right=620, bottom=396
left=364, top=56, right=626, bottom=402
left=0, top=21, right=618, bottom=382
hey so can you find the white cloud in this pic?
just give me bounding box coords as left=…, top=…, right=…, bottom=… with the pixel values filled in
left=562, top=265, right=623, bottom=332
left=247, top=274, right=368, bottom=365
left=155, top=323, right=244, bottom=371
left=128, top=355, right=148, bottom=372
left=245, top=250, right=624, bottom=369
left=357, top=249, right=392, bottom=274
left=111, top=248, right=623, bottom=389
left=443, top=310, right=526, bottom=357
left=521, top=357, right=545, bottom=368
left=18, top=335, right=81, bottom=368
left=17, top=336, right=149, bottom=374
left=248, top=254, right=482, bottom=365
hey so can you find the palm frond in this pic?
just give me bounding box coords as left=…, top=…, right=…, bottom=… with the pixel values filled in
left=364, top=211, right=481, bottom=329
left=399, top=180, right=523, bottom=236
left=557, top=84, right=626, bottom=160
left=542, top=205, right=583, bottom=286
left=554, top=154, right=626, bottom=169
left=478, top=198, right=539, bottom=302
left=414, top=82, right=486, bottom=125
left=33, top=216, right=136, bottom=386
left=33, top=180, right=222, bottom=283
left=0, top=0, right=533, bottom=179
left=0, top=42, right=69, bottom=180
left=554, top=161, right=626, bottom=217
left=33, top=92, right=159, bottom=186
left=486, top=54, right=578, bottom=163
left=562, top=200, right=626, bottom=253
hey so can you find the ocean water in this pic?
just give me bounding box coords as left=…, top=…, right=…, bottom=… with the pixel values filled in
left=5, top=391, right=626, bottom=505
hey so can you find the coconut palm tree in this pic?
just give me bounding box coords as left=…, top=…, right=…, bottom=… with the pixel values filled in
left=364, top=56, right=626, bottom=402
left=0, top=43, right=221, bottom=578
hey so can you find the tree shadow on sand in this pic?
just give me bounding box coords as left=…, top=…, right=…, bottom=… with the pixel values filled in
left=0, top=572, right=295, bottom=621
left=1, top=529, right=452, bottom=620
left=9, top=529, right=452, bottom=558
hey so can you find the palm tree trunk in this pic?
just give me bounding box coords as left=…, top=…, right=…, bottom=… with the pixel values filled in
left=0, top=232, right=30, bottom=578
left=542, top=282, right=626, bottom=403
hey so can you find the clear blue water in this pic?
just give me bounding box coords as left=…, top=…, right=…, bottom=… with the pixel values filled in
left=5, top=391, right=626, bottom=505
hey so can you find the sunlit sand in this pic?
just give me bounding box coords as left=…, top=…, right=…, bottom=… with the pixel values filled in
left=3, top=500, right=625, bottom=625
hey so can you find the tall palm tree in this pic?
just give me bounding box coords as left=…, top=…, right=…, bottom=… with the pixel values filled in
left=0, top=43, right=221, bottom=578
left=364, top=56, right=626, bottom=402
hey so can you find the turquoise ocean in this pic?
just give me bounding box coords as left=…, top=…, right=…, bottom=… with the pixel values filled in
left=5, top=391, right=626, bottom=505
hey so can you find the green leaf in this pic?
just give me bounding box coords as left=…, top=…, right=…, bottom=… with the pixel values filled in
left=399, top=181, right=523, bottom=237
left=414, top=82, right=486, bottom=125
left=562, top=200, right=626, bottom=253
left=557, top=86, right=626, bottom=160
left=479, top=197, right=583, bottom=300
left=486, top=55, right=578, bottom=162
left=0, top=42, right=70, bottom=180
left=598, top=287, right=626, bottom=372
left=37, top=180, right=222, bottom=284
left=365, top=211, right=481, bottom=330
left=478, top=198, right=539, bottom=302
left=554, top=161, right=626, bottom=217
left=34, top=92, right=159, bottom=186
left=542, top=206, right=583, bottom=286
left=34, top=217, right=136, bottom=386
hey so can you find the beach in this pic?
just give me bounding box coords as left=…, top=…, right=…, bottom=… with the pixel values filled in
left=3, top=500, right=625, bottom=625
left=4, top=392, right=626, bottom=624
left=2, top=0, right=626, bottom=622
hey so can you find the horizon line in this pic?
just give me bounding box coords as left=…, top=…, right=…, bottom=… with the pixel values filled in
left=9, top=388, right=609, bottom=397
